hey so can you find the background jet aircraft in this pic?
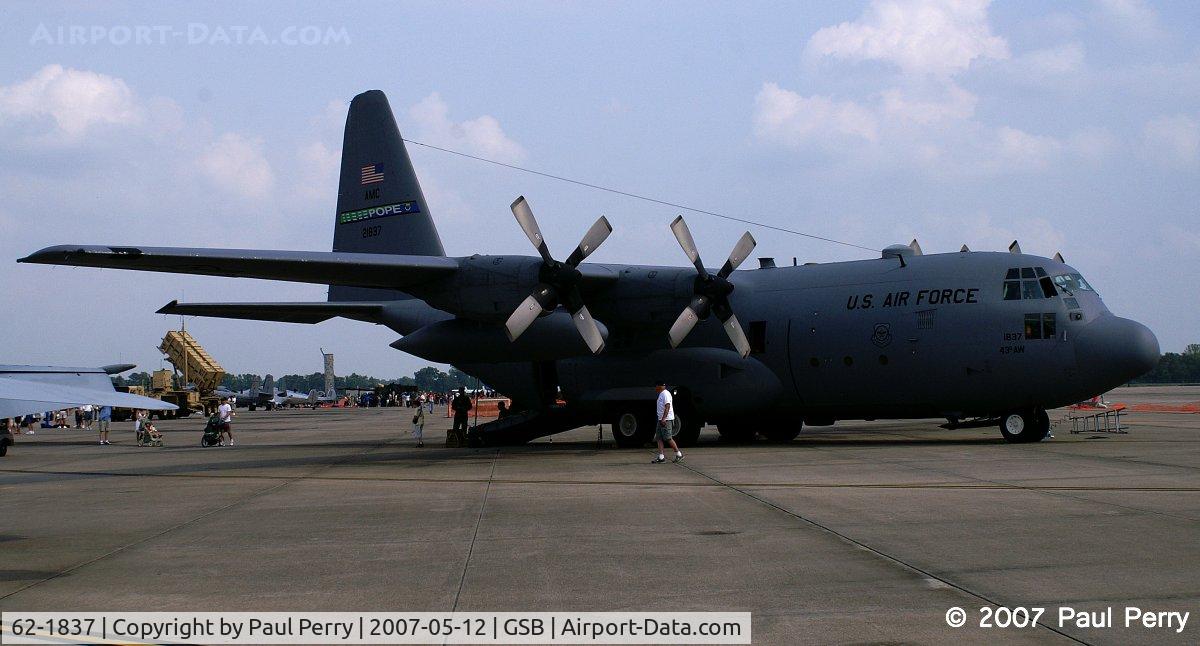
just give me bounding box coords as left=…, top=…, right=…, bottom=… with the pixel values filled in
left=19, top=89, right=1160, bottom=446
left=215, top=377, right=262, bottom=409
left=0, top=363, right=177, bottom=422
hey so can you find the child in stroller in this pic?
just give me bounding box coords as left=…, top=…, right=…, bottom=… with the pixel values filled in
left=200, top=414, right=223, bottom=447
left=137, top=419, right=164, bottom=447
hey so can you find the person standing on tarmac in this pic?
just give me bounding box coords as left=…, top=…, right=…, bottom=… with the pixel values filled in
left=96, top=405, right=112, bottom=445
left=652, top=382, right=683, bottom=464
left=450, top=388, right=472, bottom=446
left=217, top=397, right=235, bottom=446
left=412, top=398, right=426, bottom=447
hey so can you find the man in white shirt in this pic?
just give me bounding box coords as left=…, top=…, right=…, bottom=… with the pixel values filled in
left=217, top=398, right=235, bottom=446
left=652, top=382, right=683, bottom=464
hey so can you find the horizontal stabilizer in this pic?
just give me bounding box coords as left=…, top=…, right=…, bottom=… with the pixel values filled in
left=19, top=245, right=458, bottom=291
left=158, top=300, right=385, bottom=324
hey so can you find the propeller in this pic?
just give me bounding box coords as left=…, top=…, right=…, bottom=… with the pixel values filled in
left=504, top=196, right=612, bottom=354
left=667, top=215, right=756, bottom=358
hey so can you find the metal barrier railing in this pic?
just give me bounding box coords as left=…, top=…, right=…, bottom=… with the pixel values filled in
left=1068, top=405, right=1128, bottom=434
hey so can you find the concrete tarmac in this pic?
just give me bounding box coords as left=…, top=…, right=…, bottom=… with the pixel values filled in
left=1, top=386, right=1197, bottom=645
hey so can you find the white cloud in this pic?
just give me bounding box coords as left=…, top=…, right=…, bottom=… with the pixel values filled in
left=295, top=141, right=341, bottom=201
left=0, top=64, right=141, bottom=139
left=1019, top=42, right=1086, bottom=76
left=880, top=83, right=977, bottom=124
left=1068, top=128, right=1118, bottom=163
left=1096, top=0, right=1160, bottom=39
left=1142, top=114, right=1199, bottom=168
left=197, top=133, right=275, bottom=200
left=806, top=0, right=1009, bottom=76
left=753, top=82, right=878, bottom=146
left=995, top=126, right=1063, bottom=170
left=408, top=92, right=526, bottom=163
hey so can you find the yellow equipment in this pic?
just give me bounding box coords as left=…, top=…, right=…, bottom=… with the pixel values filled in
left=138, top=329, right=227, bottom=418
left=158, top=330, right=225, bottom=393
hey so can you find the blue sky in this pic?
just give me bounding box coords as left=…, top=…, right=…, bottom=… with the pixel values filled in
left=1, top=1, right=1197, bottom=379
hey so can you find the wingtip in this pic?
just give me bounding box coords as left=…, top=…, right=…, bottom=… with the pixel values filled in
left=156, top=300, right=179, bottom=314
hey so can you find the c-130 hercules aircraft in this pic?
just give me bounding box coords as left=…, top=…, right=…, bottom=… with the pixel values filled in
left=20, top=90, right=1160, bottom=447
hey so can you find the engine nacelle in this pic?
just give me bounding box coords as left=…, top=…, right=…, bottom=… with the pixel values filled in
left=391, top=313, right=609, bottom=364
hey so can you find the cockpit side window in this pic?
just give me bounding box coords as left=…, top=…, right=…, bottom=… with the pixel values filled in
left=1039, top=276, right=1057, bottom=298
left=1052, top=273, right=1097, bottom=295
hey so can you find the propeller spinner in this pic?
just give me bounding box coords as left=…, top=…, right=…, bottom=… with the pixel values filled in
left=667, top=215, right=756, bottom=358
left=504, top=196, right=612, bottom=354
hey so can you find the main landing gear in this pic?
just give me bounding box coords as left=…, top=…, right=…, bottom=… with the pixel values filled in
left=609, top=405, right=702, bottom=448
left=999, top=408, right=1050, bottom=443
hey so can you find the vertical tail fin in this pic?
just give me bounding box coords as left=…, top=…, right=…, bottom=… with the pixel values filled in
left=329, top=90, right=445, bottom=302
left=249, top=376, right=261, bottom=400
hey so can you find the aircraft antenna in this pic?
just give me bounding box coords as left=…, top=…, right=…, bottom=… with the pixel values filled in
left=402, top=138, right=881, bottom=254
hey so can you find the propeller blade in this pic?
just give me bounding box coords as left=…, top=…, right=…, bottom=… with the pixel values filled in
left=716, top=308, right=752, bottom=358
left=960, top=244, right=970, bottom=252
left=670, top=216, right=706, bottom=274
left=667, top=295, right=709, bottom=348
left=1008, top=240, right=1022, bottom=255
left=717, top=231, right=757, bottom=278
left=570, top=304, right=606, bottom=354
left=504, top=289, right=554, bottom=342
left=511, top=196, right=552, bottom=262
left=908, top=239, right=923, bottom=256
left=1053, top=251, right=1065, bottom=263
left=565, top=216, right=613, bottom=266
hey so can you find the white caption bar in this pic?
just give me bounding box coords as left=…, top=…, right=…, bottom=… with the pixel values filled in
left=0, top=612, right=751, bottom=644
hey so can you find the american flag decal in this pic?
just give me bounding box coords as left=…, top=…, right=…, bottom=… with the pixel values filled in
left=360, top=164, right=384, bottom=185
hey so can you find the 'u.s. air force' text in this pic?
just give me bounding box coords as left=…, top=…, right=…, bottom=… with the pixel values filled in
left=847, top=288, right=980, bottom=310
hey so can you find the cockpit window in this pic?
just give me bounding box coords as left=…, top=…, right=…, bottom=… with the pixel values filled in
left=1021, top=280, right=1041, bottom=299
left=1052, top=273, right=1096, bottom=295
left=1004, top=267, right=1056, bottom=300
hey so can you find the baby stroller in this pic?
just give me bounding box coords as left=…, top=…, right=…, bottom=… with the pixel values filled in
left=137, top=420, right=164, bottom=447
left=200, top=414, right=223, bottom=447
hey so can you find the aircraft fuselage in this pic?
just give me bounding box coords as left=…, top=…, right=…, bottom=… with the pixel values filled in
left=389, top=249, right=1157, bottom=426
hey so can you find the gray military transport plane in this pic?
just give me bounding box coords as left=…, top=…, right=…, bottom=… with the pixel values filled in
left=19, top=90, right=1160, bottom=447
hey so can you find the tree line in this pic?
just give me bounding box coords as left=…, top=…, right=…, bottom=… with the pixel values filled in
left=113, top=367, right=483, bottom=393
left=1131, top=348, right=1200, bottom=384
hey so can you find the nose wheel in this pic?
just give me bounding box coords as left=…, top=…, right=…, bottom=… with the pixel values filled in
left=999, top=408, right=1050, bottom=443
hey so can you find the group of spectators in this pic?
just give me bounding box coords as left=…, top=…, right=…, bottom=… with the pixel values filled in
left=5, top=406, right=150, bottom=445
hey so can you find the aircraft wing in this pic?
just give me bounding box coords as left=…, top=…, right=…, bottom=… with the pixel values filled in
left=18, top=245, right=459, bottom=290
left=156, top=300, right=385, bottom=324
left=0, top=365, right=177, bottom=420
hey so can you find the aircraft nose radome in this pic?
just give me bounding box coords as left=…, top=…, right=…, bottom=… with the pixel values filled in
left=1075, top=315, right=1160, bottom=385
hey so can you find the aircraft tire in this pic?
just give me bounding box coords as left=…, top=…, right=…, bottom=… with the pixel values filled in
left=999, top=409, right=1048, bottom=443
left=0, top=441, right=8, bottom=457
left=610, top=409, right=654, bottom=448
left=716, top=422, right=756, bottom=444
